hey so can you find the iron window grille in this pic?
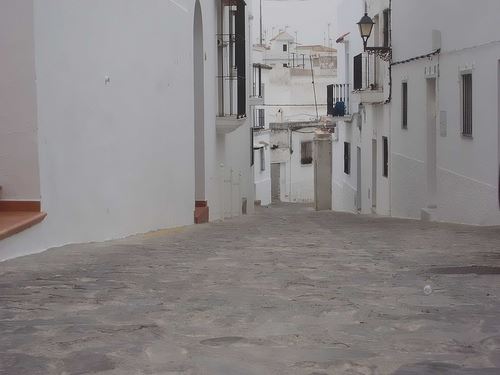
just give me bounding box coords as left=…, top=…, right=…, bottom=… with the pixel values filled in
left=344, top=142, right=351, bottom=174
left=461, top=73, right=473, bottom=137
left=383, top=136, right=389, bottom=177
left=402, top=81, right=408, bottom=129
left=216, top=0, right=246, bottom=119
left=301, top=141, right=313, bottom=165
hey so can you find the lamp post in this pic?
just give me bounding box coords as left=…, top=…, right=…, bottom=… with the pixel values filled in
left=357, top=10, right=391, bottom=61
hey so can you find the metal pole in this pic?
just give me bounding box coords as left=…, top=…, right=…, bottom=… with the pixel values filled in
left=229, top=8, right=234, bottom=115
left=310, top=55, right=319, bottom=120
left=259, top=0, right=263, bottom=45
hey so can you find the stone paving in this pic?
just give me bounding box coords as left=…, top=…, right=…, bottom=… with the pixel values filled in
left=1, top=203, right=500, bottom=374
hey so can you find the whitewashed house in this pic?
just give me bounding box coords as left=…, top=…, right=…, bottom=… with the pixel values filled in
left=390, top=0, right=500, bottom=225
left=251, top=32, right=337, bottom=204
left=333, top=0, right=500, bottom=226
left=0, top=0, right=256, bottom=261
left=332, top=0, right=391, bottom=215
left=251, top=45, right=272, bottom=206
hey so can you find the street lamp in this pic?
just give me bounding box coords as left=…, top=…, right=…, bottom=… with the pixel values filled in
left=357, top=12, right=374, bottom=50
left=357, top=11, right=391, bottom=61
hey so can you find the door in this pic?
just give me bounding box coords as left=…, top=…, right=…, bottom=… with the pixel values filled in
left=426, top=78, right=437, bottom=208
left=357, top=146, right=362, bottom=211
left=372, top=139, right=377, bottom=210
left=271, top=163, right=281, bottom=203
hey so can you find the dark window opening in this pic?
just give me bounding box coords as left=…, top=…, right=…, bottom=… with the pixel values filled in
left=354, top=53, right=362, bottom=90
left=383, top=8, right=391, bottom=48
left=283, top=44, right=288, bottom=52
left=254, top=108, right=265, bottom=128
left=301, top=141, right=313, bottom=165
left=383, top=136, right=389, bottom=177
left=462, top=73, right=472, bottom=137
left=250, top=127, right=254, bottom=166
left=217, top=0, right=247, bottom=118
left=235, top=0, right=246, bottom=118
left=283, top=63, right=288, bottom=68
left=402, top=82, right=408, bottom=129
left=327, top=84, right=334, bottom=116
left=344, top=142, right=351, bottom=174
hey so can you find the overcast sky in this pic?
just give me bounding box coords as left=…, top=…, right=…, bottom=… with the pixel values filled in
left=251, top=0, right=338, bottom=46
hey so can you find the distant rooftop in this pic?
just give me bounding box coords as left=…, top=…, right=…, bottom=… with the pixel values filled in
left=296, top=45, right=337, bottom=53
left=270, top=31, right=295, bottom=42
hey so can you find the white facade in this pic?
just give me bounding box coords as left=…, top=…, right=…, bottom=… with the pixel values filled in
left=390, top=0, right=500, bottom=225
left=251, top=32, right=336, bottom=205
left=333, top=0, right=500, bottom=226
left=253, top=130, right=272, bottom=206
left=270, top=125, right=316, bottom=203
left=0, top=0, right=255, bottom=261
left=332, top=0, right=391, bottom=215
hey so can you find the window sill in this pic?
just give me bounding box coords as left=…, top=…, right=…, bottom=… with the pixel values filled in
left=0, top=201, right=46, bottom=241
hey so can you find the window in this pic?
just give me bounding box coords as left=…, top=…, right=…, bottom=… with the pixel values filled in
left=260, top=148, right=266, bottom=171
left=283, top=63, right=288, bottom=68
left=283, top=44, right=288, bottom=52
left=250, top=127, right=254, bottom=166
left=301, top=141, right=313, bottom=165
left=383, top=137, right=389, bottom=177
left=353, top=54, right=362, bottom=90
left=344, top=142, right=351, bottom=174
left=402, top=81, right=408, bottom=129
left=327, top=84, right=334, bottom=116
left=461, top=73, right=473, bottom=137
left=383, top=8, right=391, bottom=48
left=217, top=1, right=246, bottom=118
left=254, top=108, right=265, bottom=128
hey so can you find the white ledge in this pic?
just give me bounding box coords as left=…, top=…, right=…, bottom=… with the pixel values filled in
left=216, top=115, right=247, bottom=134
left=354, top=89, right=385, bottom=104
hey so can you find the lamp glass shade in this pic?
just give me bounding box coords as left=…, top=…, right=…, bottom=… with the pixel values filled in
left=357, top=13, right=374, bottom=40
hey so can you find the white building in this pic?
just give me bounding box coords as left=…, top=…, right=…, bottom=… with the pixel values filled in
left=0, top=0, right=256, bottom=261
left=333, top=0, right=500, bottom=226
left=390, top=0, right=500, bottom=225
left=332, top=0, right=391, bottom=215
left=269, top=122, right=319, bottom=203
left=252, top=32, right=337, bottom=204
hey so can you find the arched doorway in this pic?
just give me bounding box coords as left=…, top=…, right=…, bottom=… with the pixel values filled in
left=193, top=0, right=208, bottom=223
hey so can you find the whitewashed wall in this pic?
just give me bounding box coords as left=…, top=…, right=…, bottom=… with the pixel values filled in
left=0, top=0, right=40, bottom=200
left=391, top=0, right=500, bottom=225
left=0, top=0, right=255, bottom=260
left=270, top=128, right=315, bottom=203
left=333, top=0, right=392, bottom=215
left=253, top=131, right=271, bottom=206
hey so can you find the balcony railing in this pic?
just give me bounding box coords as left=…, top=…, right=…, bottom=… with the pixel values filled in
left=253, top=108, right=265, bottom=129
left=327, top=83, right=350, bottom=116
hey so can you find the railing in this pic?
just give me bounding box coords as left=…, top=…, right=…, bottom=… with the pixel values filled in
left=253, top=108, right=265, bottom=129
left=251, top=83, right=265, bottom=100
left=327, top=83, right=351, bottom=116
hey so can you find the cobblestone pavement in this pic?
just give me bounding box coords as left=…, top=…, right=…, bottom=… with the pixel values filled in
left=1, top=204, right=500, bottom=374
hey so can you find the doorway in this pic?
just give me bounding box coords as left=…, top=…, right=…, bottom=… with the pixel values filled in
left=271, top=163, right=281, bottom=203
left=426, top=78, right=437, bottom=208
left=357, top=146, right=362, bottom=211
left=193, top=0, right=207, bottom=223
left=372, top=139, right=377, bottom=210
left=194, top=0, right=205, bottom=203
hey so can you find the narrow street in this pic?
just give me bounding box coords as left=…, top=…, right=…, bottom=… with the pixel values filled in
left=1, top=204, right=500, bottom=374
